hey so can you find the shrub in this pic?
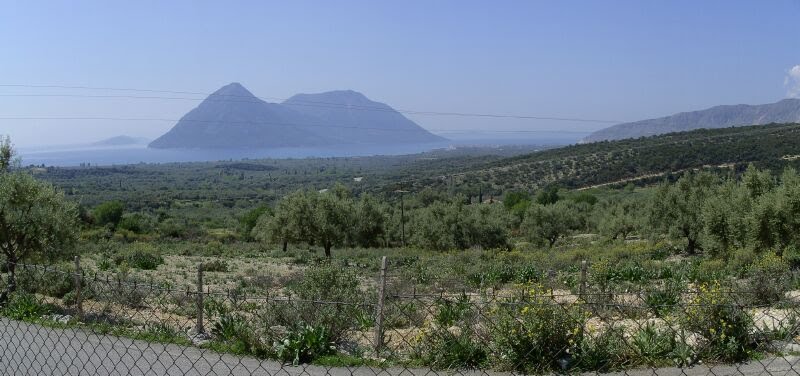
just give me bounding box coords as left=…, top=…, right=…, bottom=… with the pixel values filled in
left=682, top=282, right=753, bottom=362
left=433, top=294, right=471, bottom=327
left=413, top=294, right=486, bottom=369
left=111, top=286, right=147, bottom=308
left=747, top=252, right=790, bottom=305
left=93, top=201, right=124, bottom=228
left=630, top=322, right=679, bottom=366
left=268, top=265, right=371, bottom=342
left=413, top=325, right=487, bottom=369
left=489, top=285, right=587, bottom=373
left=728, top=248, right=758, bottom=276
left=575, top=327, right=634, bottom=372
left=117, top=213, right=155, bottom=234
left=113, top=243, right=163, bottom=270
left=689, top=259, right=727, bottom=284
left=644, top=280, right=683, bottom=317
left=784, top=246, right=800, bottom=270
left=16, top=265, right=74, bottom=298
left=2, top=293, right=51, bottom=320
left=211, top=314, right=267, bottom=356
left=384, top=300, right=426, bottom=329
left=274, top=324, right=335, bottom=365
left=202, top=259, right=230, bottom=273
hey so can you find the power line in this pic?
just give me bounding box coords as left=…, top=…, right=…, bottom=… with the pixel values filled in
left=0, top=83, right=624, bottom=124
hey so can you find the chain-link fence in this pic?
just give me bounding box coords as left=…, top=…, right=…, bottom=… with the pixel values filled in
left=1, top=257, right=800, bottom=375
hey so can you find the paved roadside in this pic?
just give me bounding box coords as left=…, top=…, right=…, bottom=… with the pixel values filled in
left=0, top=318, right=798, bottom=376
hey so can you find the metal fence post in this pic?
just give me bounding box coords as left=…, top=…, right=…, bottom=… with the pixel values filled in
left=74, top=256, right=83, bottom=319
left=374, top=256, right=387, bottom=354
left=196, top=264, right=205, bottom=334
left=579, top=260, right=588, bottom=301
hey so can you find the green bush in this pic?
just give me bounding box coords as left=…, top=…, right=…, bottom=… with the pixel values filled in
left=2, top=293, right=51, bottom=320
left=211, top=314, right=267, bottom=356
left=630, top=323, right=680, bottom=366
left=644, top=280, right=683, bottom=317
left=414, top=325, right=487, bottom=369
left=274, top=324, right=335, bottom=365
left=747, top=252, right=790, bottom=305
left=202, top=259, right=230, bottom=273
left=413, top=294, right=486, bottom=369
left=93, top=201, right=125, bottom=228
left=784, top=246, right=800, bottom=270
left=117, top=213, right=155, bottom=234
left=114, top=243, right=163, bottom=270
left=575, top=327, right=634, bottom=372
left=683, top=282, right=753, bottom=362
left=689, top=259, right=727, bottom=283
left=268, top=265, right=372, bottom=342
left=16, top=266, right=74, bottom=298
left=433, top=294, right=471, bottom=327
left=489, top=286, right=587, bottom=373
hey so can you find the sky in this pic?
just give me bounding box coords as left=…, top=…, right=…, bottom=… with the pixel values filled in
left=1, top=0, right=799, bottom=147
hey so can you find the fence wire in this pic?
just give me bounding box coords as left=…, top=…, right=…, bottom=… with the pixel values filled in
left=1, top=258, right=800, bottom=376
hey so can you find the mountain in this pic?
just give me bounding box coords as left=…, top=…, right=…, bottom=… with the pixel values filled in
left=91, top=135, right=149, bottom=147
left=149, top=83, right=328, bottom=149
left=149, top=83, right=445, bottom=149
left=583, top=98, right=800, bottom=142
left=282, top=90, right=445, bottom=144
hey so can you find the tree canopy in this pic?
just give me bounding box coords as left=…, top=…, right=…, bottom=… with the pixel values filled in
left=0, top=141, right=79, bottom=304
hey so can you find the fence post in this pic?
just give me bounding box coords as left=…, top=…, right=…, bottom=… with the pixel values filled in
left=74, top=256, right=83, bottom=320
left=579, top=260, right=588, bottom=301
left=548, top=268, right=556, bottom=299
left=196, top=264, right=205, bottom=334
left=374, top=256, right=388, bottom=354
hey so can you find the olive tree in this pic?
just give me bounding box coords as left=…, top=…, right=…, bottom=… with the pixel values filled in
left=598, top=198, right=640, bottom=241
left=352, top=194, right=387, bottom=247
left=648, top=172, right=715, bottom=254
left=0, top=136, right=14, bottom=172
left=313, top=191, right=354, bottom=258
left=252, top=190, right=315, bottom=252
left=253, top=188, right=357, bottom=257
left=0, top=142, right=79, bottom=304
left=701, top=180, right=751, bottom=256
left=748, top=168, right=800, bottom=253
left=409, top=200, right=463, bottom=251
left=521, top=201, right=580, bottom=247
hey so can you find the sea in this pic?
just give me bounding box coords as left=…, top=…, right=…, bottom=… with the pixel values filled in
left=18, top=133, right=585, bottom=167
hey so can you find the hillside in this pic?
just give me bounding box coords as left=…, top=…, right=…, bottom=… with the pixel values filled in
left=583, top=98, right=800, bottom=142
left=41, top=123, right=800, bottom=206
left=149, top=83, right=444, bottom=149
left=387, top=123, right=800, bottom=193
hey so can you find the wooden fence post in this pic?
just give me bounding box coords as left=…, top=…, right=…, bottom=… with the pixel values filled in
left=579, top=260, right=588, bottom=301
left=196, top=264, right=205, bottom=334
left=374, top=256, right=388, bottom=354
left=548, top=268, right=556, bottom=299
left=74, top=256, right=83, bottom=320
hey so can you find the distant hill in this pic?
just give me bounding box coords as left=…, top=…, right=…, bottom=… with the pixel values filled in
left=149, top=83, right=445, bottom=149
left=382, top=123, right=800, bottom=193
left=583, top=98, right=800, bottom=142
left=91, top=135, right=149, bottom=147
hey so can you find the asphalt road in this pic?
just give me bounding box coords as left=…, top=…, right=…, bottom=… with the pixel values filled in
left=1, top=318, right=799, bottom=376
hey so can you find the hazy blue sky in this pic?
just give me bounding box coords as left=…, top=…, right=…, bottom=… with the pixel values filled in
left=2, top=0, right=799, bottom=147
